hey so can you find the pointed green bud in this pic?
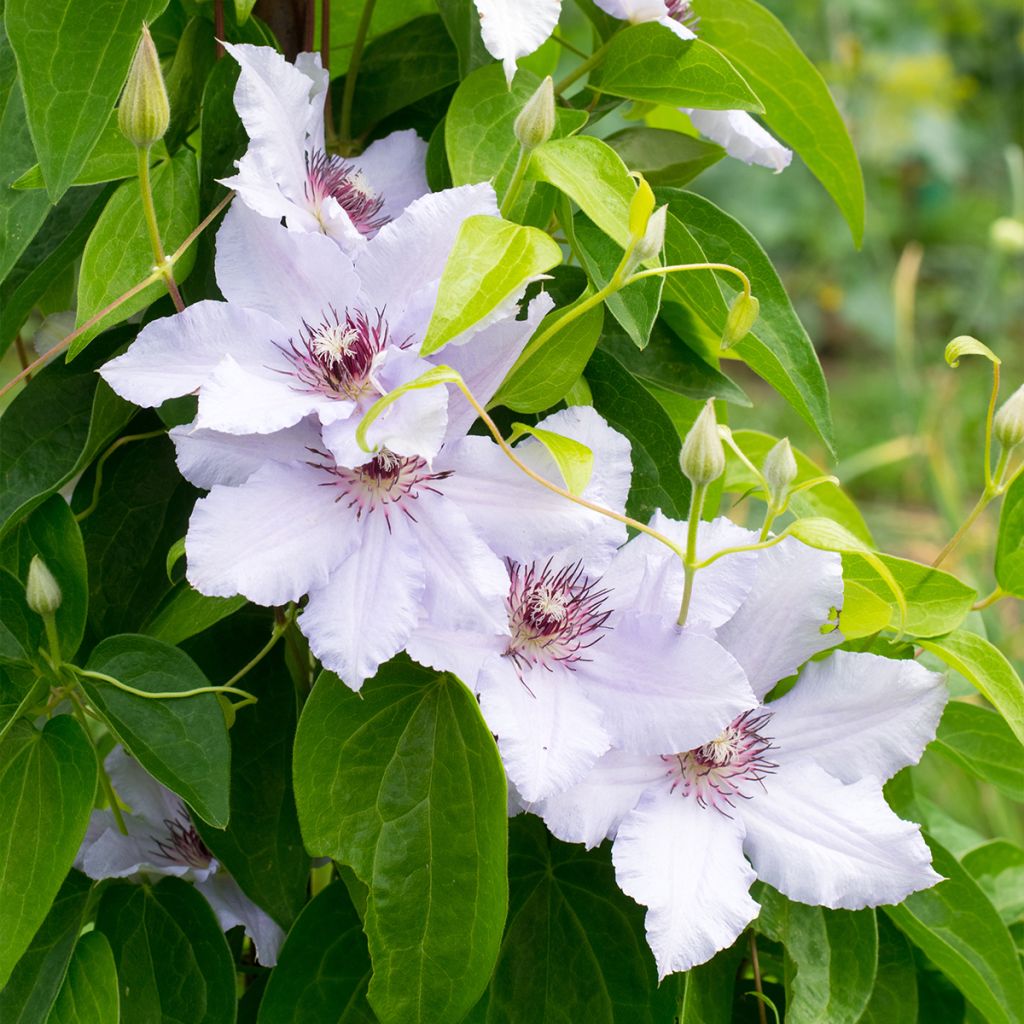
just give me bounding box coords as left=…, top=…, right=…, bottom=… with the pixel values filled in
left=721, top=291, right=760, bottom=349
left=763, top=437, right=798, bottom=505
left=26, top=556, right=62, bottom=616
left=631, top=204, right=666, bottom=265
left=679, top=400, right=725, bottom=487
left=628, top=176, right=656, bottom=240
left=118, top=24, right=170, bottom=149
left=994, top=383, right=1024, bottom=451
left=514, top=76, right=555, bottom=151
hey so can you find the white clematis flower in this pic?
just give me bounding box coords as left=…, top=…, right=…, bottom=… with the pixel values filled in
left=171, top=406, right=634, bottom=692
left=75, top=747, right=285, bottom=965
left=101, top=186, right=547, bottom=467
left=474, top=0, right=562, bottom=84
left=220, top=43, right=428, bottom=249
left=537, top=519, right=946, bottom=978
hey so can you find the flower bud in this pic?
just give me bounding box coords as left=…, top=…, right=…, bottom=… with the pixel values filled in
left=990, top=217, right=1024, bottom=255
left=631, top=205, right=666, bottom=265
left=514, top=76, right=555, bottom=151
left=721, top=292, right=760, bottom=349
left=628, top=176, right=656, bottom=240
left=26, top=556, right=62, bottom=617
left=118, top=25, right=170, bottom=149
left=679, top=400, right=725, bottom=487
left=994, top=383, right=1024, bottom=451
left=763, top=437, right=798, bottom=505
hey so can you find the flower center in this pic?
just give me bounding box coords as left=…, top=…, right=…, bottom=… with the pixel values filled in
left=149, top=803, right=213, bottom=869
left=312, top=448, right=452, bottom=523
left=276, top=308, right=387, bottom=401
left=304, top=149, right=389, bottom=236
left=665, top=710, right=776, bottom=814
left=504, top=560, right=612, bottom=672
left=665, top=0, right=699, bottom=28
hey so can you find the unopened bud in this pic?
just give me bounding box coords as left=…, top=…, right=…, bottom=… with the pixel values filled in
left=118, top=25, right=170, bottom=148
left=990, top=217, right=1024, bottom=255
left=631, top=205, right=666, bottom=264
left=679, top=400, right=725, bottom=487
left=994, top=383, right=1024, bottom=451
left=763, top=437, right=798, bottom=504
left=26, top=556, right=62, bottom=617
left=722, top=292, right=760, bottom=348
left=514, top=77, right=555, bottom=151
left=628, top=176, right=656, bottom=240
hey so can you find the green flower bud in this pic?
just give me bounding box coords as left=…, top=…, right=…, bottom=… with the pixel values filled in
left=628, top=176, right=656, bottom=240
left=721, top=292, right=760, bottom=349
left=763, top=437, right=798, bottom=505
left=514, top=76, right=555, bottom=151
left=990, top=217, right=1024, bottom=255
left=679, top=400, right=725, bottom=487
left=118, top=24, right=170, bottom=149
left=26, top=556, right=62, bottom=617
left=994, top=383, right=1024, bottom=451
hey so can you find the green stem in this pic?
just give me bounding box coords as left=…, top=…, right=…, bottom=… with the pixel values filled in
left=677, top=484, right=706, bottom=627
left=76, top=430, right=166, bottom=523
left=983, top=360, right=1001, bottom=489
left=75, top=667, right=256, bottom=705
left=339, top=0, right=377, bottom=146
left=759, top=507, right=778, bottom=543
left=694, top=531, right=789, bottom=571
left=42, top=612, right=62, bottom=672
left=931, top=491, right=992, bottom=568
left=137, top=147, right=184, bottom=312
left=626, top=262, right=752, bottom=301
left=223, top=614, right=292, bottom=690
left=69, top=690, right=128, bottom=835
left=500, top=146, right=533, bottom=219
left=973, top=586, right=1007, bottom=611
left=554, top=35, right=616, bottom=95
left=0, top=676, right=50, bottom=748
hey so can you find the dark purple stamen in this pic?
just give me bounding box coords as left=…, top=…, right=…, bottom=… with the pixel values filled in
left=304, top=149, right=388, bottom=236
left=149, top=803, right=212, bottom=868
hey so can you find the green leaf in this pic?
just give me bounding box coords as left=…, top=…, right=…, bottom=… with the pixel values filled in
left=855, top=916, right=918, bottom=1024
left=586, top=348, right=692, bottom=521
left=0, top=716, right=97, bottom=990
left=724, top=429, right=871, bottom=544
left=918, top=630, right=1024, bottom=749
left=885, top=833, right=1024, bottom=1024
left=604, top=127, right=725, bottom=188
left=420, top=216, right=562, bottom=355
left=757, top=887, right=878, bottom=1024
left=944, top=335, right=1000, bottom=368
left=481, top=816, right=675, bottom=1024
left=71, top=149, right=200, bottom=358
left=656, top=188, right=835, bottom=455
left=841, top=554, right=975, bottom=639
left=95, top=877, right=235, bottom=1024
left=257, top=882, right=374, bottom=1024
left=4, top=0, right=168, bottom=202
left=507, top=423, right=594, bottom=495
left=293, top=660, right=508, bottom=1024
left=0, top=870, right=91, bottom=1024
left=445, top=64, right=587, bottom=221
left=839, top=581, right=894, bottom=642
left=961, top=841, right=1024, bottom=927
left=436, top=0, right=492, bottom=77
left=996, top=471, right=1024, bottom=598
left=144, top=586, right=247, bottom=647
left=691, top=0, right=865, bottom=245
left=46, top=931, right=120, bottom=1024
left=163, top=18, right=216, bottom=151
left=933, top=701, right=1024, bottom=802
left=328, top=0, right=435, bottom=75
left=81, top=634, right=231, bottom=827
left=596, top=23, right=763, bottom=112
left=678, top=939, right=746, bottom=1024
left=0, top=332, right=134, bottom=539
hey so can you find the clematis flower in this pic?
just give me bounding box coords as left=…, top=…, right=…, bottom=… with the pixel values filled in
left=75, top=747, right=285, bottom=965
left=536, top=518, right=946, bottom=978
left=101, top=185, right=548, bottom=467
left=220, top=43, right=428, bottom=249
left=472, top=0, right=791, bottom=171
left=170, top=406, right=634, bottom=691
left=409, top=536, right=757, bottom=803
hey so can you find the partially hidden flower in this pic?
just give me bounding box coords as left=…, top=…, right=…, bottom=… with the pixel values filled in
left=221, top=43, right=429, bottom=249
left=167, top=406, right=634, bottom=691
left=101, top=185, right=547, bottom=467
left=75, top=746, right=285, bottom=965
left=536, top=517, right=946, bottom=978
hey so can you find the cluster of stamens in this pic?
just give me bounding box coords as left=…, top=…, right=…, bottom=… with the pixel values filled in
left=312, top=448, right=452, bottom=526
left=304, top=149, right=388, bottom=235
left=275, top=307, right=388, bottom=400
left=665, top=709, right=777, bottom=815
left=504, top=560, right=613, bottom=673
left=149, top=803, right=213, bottom=869
left=665, top=0, right=699, bottom=29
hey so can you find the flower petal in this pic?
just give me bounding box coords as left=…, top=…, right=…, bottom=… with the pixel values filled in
left=364, top=349, right=449, bottom=462
left=105, top=745, right=184, bottom=827
left=714, top=538, right=842, bottom=698
left=197, top=872, right=286, bottom=966
left=474, top=0, right=563, bottom=83
left=349, top=129, right=430, bottom=225
left=99, top=301, right=283, bottom=408
left=577, top=615, right=756, bottom=754
left=300, top=510, right=426, bottom=690
left=170, top=418, right=323, bottom=489
left=683, top=109, right=792, bottom=173
left=216, top=201, right=359, bottom=330
left=478, top=656, right=611, bottom=802
left=769, top=651, right=947, bottom=783
left=613, top=788, right=759, bottom=978
left=739, top=761, right=941, bottom=909
left=186, top=461, right=358, bottom=605
left=405, top=625, right=503, bottom=688
left=537, top=748, right=666, bottom=848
